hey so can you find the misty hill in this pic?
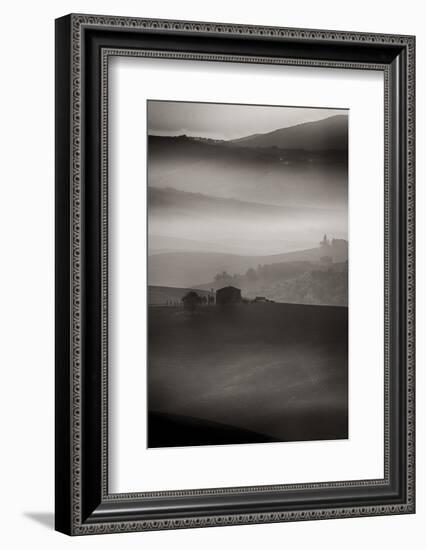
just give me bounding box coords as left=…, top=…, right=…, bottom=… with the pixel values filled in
left=148, top=187, right=347, bottom=257
left=148, top=186, right=339, bottom=219
left=149, top=132, right=346, bottom=167
left=148, top=129, right=348, bottom=216
left=148, top=233, right=306, bottom=256
left=199, top=260, right=348, bottom=306
left=263, top=239, right=348, bottom=263
left=149, top=235, right=233, bottom=255
left=148, top=240, right=348, bottom=288
left=149, top=251, right=257, bottom=288
left=230, top=114, right=348, bottom=151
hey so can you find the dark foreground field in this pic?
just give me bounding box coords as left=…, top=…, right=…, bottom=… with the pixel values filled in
left=148, top=302, right=348, bottom=448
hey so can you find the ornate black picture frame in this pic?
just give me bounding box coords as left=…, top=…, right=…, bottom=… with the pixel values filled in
left=55, top=13, right=415, bottom=535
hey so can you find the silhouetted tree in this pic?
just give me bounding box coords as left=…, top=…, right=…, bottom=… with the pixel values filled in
left=214, top=270, right=233, bottom=285
left=182, top=291, right=202, bottom=312
left=246, top=267, right=258, bottom=282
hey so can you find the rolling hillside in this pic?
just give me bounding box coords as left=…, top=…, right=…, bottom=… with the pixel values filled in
left=148, top=186, right=340, bottom=219
left=149, top=302, right=348, bottom=447
left=148, top=241, right=348, bottom=288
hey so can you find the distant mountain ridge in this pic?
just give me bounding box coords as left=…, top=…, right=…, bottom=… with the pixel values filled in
left=149, top=114, right=348, bottom=153
left=230, top=114, right=348, bottom=151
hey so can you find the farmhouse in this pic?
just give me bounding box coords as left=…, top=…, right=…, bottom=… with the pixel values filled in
left=216, top=286, right=242, bottom=305
left=181, top=291, right=202, bottom=311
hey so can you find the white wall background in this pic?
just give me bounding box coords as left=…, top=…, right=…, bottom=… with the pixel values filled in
left=0, top=0, right=423, bottom=548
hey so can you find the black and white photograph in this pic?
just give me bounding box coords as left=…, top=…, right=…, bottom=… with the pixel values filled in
left=147, top=100, right=349, bottom=448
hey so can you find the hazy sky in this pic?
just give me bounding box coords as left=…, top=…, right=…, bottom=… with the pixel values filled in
left=148, top=100, right=347, bottom=140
